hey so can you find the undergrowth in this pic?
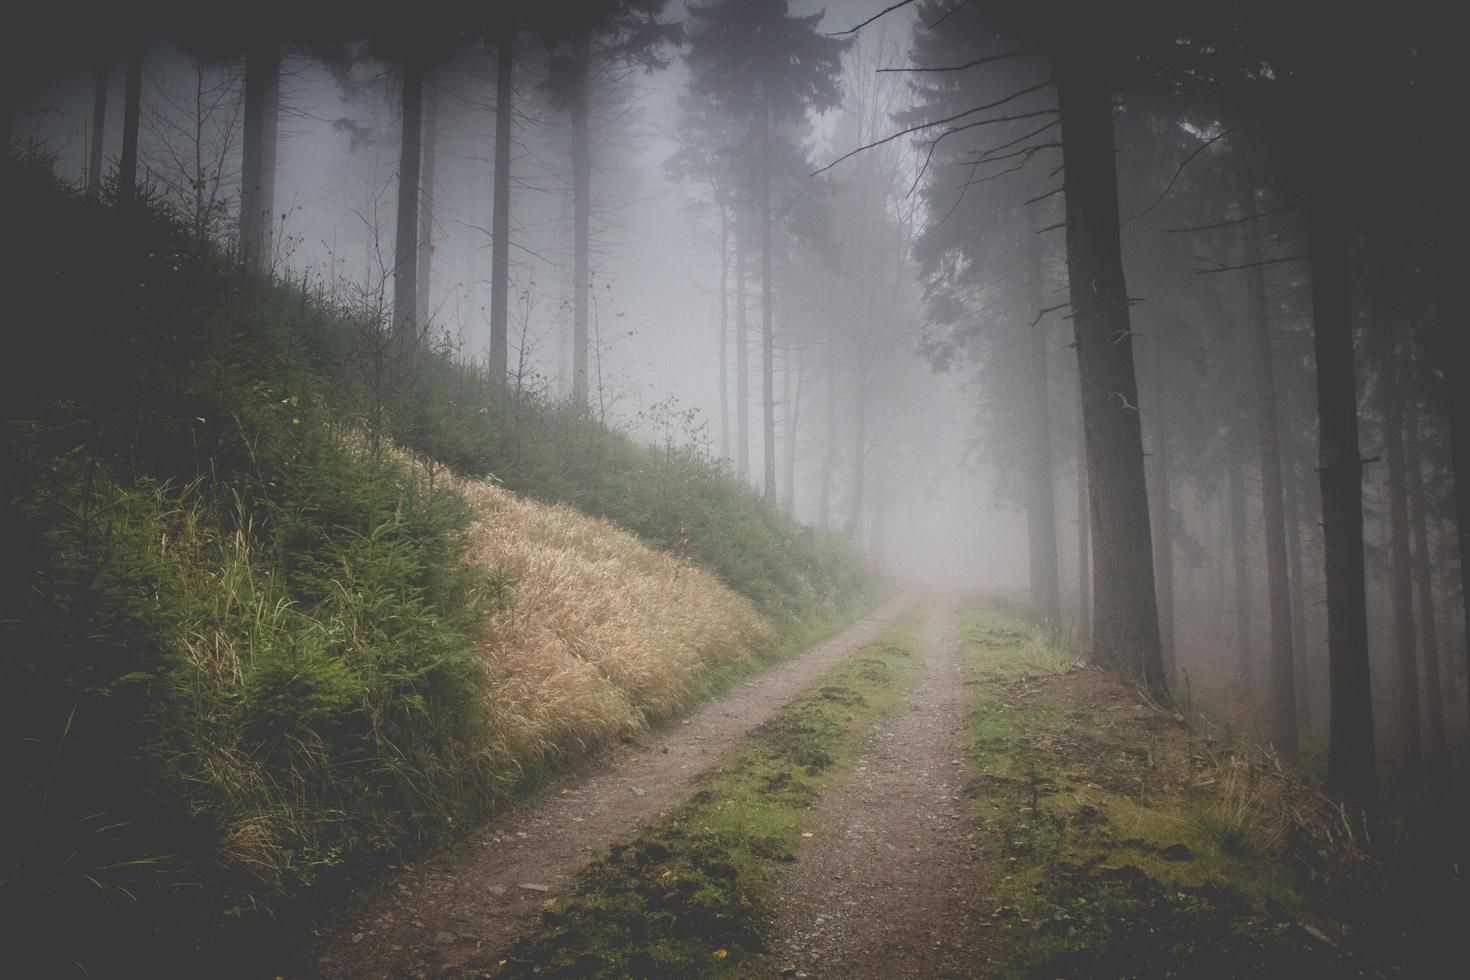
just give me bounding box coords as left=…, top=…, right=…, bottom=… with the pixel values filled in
left=0, top=156, right=871, bottom=975
left=960, top=599, right=1462, bottom=979
left=483, top=618, right=920, bottom=978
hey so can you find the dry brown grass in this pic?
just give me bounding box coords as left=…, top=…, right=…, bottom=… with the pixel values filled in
left=439, top=468, right=776, bottom=772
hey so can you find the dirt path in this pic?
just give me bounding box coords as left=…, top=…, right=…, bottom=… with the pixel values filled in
left=301, top=599, right=913, bottom=979
left=766, top=596, right=991, bottom=979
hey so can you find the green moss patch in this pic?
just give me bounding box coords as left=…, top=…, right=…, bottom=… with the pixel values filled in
left=959, top=600, right=1458, bottom=979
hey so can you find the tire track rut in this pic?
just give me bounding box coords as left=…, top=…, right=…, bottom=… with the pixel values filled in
left=767, top=596, right=990, bottom=979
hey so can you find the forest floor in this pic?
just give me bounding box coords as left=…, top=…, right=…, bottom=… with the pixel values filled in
left=297, top=598, right=914, bottom=979
left=301, top=596, right=1455, bottom=979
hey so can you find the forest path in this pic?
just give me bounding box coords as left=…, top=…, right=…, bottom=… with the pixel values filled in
left=301, top=598, right=915, bottom=979
left=764, top=596, right=991, bottom=979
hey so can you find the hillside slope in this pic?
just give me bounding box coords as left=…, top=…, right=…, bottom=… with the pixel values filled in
left=0, top=156, right=869, bottom=976
left=445, top=466, right=776, bottom=773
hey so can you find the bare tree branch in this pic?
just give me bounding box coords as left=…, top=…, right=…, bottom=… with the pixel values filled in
left=827, top=0, right=920, bottom=37
left=1030, top=302, right=1068, bottom=327
left=928, top=0, right=977, bottom=29
left=1126, top=120, right=1243, bottom=221
left=1022, top=185, right=1065, bottom=207
left=1164, top=202, right=1301, bottom=234
left=956, top=118, right=1059, bottom=162
left=813, top=80, right=1055, bottom=176
left=1194, top=254, right=1306, bottom=274
left=878, top=49, right=1042, bottom=73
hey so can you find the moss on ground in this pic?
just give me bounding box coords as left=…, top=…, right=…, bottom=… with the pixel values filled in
left=960, top=599, right=1460, bottom=979
left=481, top=618, right=920, bottom=978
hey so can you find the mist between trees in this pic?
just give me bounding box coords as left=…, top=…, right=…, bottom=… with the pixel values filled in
left=4, top=0, right=1466, bottom=840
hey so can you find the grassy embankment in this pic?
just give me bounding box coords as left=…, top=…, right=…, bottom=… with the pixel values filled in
left=959, top=599, right=1461, bottom=978
left=0, top=158, right=871, bottom=975
left=484, top=616, right=922, bottom=978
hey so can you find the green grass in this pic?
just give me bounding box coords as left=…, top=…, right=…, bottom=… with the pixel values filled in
left=959, top=598, right=1459, bottom=979
left=484, top=616, right=921, bottom=978
left=0, top=156, right=873, bottom=975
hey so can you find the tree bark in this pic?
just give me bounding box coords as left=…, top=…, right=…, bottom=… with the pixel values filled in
left=570, top=27, right=592, bottom=406
left=1305, top=101, right=1377, bottom=810
left=1404, top=379, right=1449, bottom=803
left=719, top=202, right=731, bottom=460
left=783, top=348, right=802, bottom=516
left=260, top=50, right=279, bottom=263
left=1229, top=429, right=1255, bottom=691
left=1430, top=207, right=1470, bottom=750
left=1054, top=51, right=1166, bottom=700
left=119, top=49, right=142, bottom=203
left=88, top=60, right=107, bottom=198
left=1284, top=438, right=1311, bottom=731
left=1025, top=227, right=1062, bottom=623
left=1077, top=400, right=1091, bottom=637
left=760, top=101, right=777, bottom=504
left=1148, top=326, right=1175, bottom=678
left=416, top=72, right=439, bottom=329
left=1240, top=170, right=1299, bottom=760
left=736, top=206, right=750, bottom=479
left=489, top=22, right=514, bottom=377
left=391, top=61, right=424, bottom=343
left=1375, top=321, right=1422, bottom=790
left=240, top=42, right=279, bottom=271
left=847, top=363, right=867, bottom=541
left=819, top=335, right=835, bottom=532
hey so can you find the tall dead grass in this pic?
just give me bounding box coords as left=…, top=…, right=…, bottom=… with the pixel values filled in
left=441, top=469, right=776, bottom=773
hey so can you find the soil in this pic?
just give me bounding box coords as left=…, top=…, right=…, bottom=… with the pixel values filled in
left=298, top=598, right=914, bottom=979
left=764, top=596, right=991, bottom=979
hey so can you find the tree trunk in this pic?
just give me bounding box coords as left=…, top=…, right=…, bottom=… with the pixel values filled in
left=1229, top=430, right=1255, bottom=691
left=1054, top=51, right=1166, bottom=700
left=783, top=347, right=802, bottom=516
left=391, top=61, right=424, bottom=344
left=847, top=366, right=867, bottom=541
left=119, top=49, right=142, bottom=203
left=240, top=42, right=279, bottom=271
left=1304, top=100, right=1377, bottom=810
left=819, top=336, right=835, bottom=531
left=1077, top=401, right=1091, bottom=637
left=736, top=207, right=750, bottom=480
left=1025, top=229, right=1062, bottom=623
left=1404, top=381, right=1449, bottom=803
left=260, top=50, right=279, bottom=262
left=87, top=60, right=107, bottom=198
left=718, top=202, right=731, bottom=460
left=570, top=27, right=592, bottom=406
left=416, top=72, right=439, bottom=329
left=1430, top=218, right=1470, bottom=749
left=760, top=101, right=777, bottom=504
left=1148, top=327, right=1176, bottom=678
left=489, top=22, right=514, bottom=376
left=1284, top=441, right=1312, bottom=731
left=1376, top=322, right=1422, bottom=790
left=1240, top=170, right=1299, bottom=761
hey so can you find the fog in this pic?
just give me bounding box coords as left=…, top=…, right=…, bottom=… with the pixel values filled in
left=6, top=0, right=1466, bottom=804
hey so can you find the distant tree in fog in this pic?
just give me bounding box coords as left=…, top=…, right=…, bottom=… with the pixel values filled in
left=542, top=0, right=681, bottom=407
left=683, top=0, right=848, bottom=504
